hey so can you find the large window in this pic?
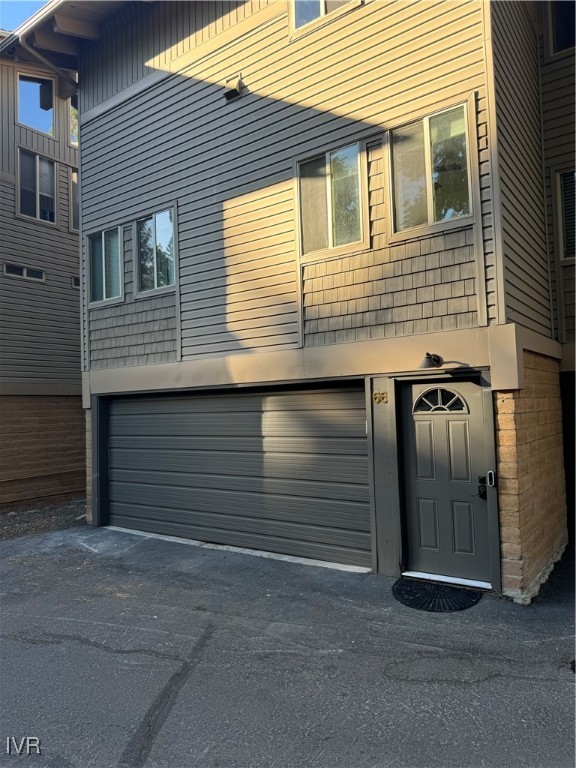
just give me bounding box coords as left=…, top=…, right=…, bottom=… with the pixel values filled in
left=391, top=105, right=471, bottom=233
left=19, top=150, right=55, bottom=223
left=137, top=209, right=175, bottom=292
left=18, top=74, right=54, bottom=135
left=550, top=1, right=575, bottom=53
left=294, top=0, right=350, bottom=28
left=299, top=143, right=363, bottom=256
left=89, top=228, right=122, bottom=302
left=559, top=171, right=575, bottom=260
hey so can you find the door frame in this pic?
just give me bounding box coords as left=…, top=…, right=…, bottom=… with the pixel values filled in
left=370, top=369, right=501, bottom=592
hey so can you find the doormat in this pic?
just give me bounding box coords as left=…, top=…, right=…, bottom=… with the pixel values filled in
left=392, top=578, right=483, bottom=612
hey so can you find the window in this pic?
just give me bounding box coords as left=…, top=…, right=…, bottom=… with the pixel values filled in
left=18, top=74, right=54, bottom=135
left=391, top=105, right=471, bottom=233
left=294, top=0, right=350, bottom=28
left=70, top=94, right=79, bottom=146
left=559, top=171, right=575, bottom=260
left=550, top=1, right=575, bottom=53
left=4, top=263, right=45, bottom=281
left=72, top=276, right=81, bottom=288
left=299, top=143, right=363, bottom=256
left=89, top=228, right=122, bottom=302
left=137, top=209, right=175, bottom=292
left=19, top=150, right=55, bottom=223
left=70, top=170, right=79, bottom=231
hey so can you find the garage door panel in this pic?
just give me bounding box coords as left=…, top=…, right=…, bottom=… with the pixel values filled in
left=110, top=469, right=370, bottom=504
left=109, top=435, right=368, bottom=456
left=109, top=449, right=369, bottom=484
left=109, top=483, right=370, bottom=530
left=107, top=385, right=371, bottom=566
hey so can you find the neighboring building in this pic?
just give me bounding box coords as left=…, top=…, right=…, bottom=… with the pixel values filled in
left=2, top=0, right=572, bottom=601
left=0, top=26, right=84, bottom=502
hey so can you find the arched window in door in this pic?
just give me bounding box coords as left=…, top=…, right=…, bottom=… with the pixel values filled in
left=413, top=388, right=468, bottom=414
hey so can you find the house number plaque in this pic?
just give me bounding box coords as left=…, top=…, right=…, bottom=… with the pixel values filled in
left=372, top=392, right=388, bottom=404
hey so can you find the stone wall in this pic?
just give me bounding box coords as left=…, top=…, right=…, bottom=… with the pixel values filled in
left=0, top=396, right=85, bottom=504
left=495, top=351, right=567, bottom=602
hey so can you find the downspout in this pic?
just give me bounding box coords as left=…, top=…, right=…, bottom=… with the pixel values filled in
left=19, top=32, right=77, bottom=97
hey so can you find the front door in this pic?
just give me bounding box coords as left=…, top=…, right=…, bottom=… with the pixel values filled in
left=401, top=380, right=493, bottom=585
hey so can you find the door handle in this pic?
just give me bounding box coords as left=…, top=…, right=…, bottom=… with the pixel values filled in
left=477, top=476, right=487, bottom=500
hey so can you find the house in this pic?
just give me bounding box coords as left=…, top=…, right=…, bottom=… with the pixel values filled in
left=1, top=0, right=572, bottom=602
left=0, top=25, right=84, bottom=503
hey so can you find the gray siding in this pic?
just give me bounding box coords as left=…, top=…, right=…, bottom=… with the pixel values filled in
left=539, top=8, right=575, bottom=343
left=491, top=1, right=552, bottom=336
left=80, top=0, right=493, bottom=368
left=88, top=225, right=177, bottom=369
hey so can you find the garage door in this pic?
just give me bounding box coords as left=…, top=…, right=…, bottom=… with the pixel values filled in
left=107, top=385, right=371, bottom=567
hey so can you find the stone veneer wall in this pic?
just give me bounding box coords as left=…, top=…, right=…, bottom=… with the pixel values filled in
left=0, top=396, right=85, bottom=504
left=495, top=351, right=568, bottom=602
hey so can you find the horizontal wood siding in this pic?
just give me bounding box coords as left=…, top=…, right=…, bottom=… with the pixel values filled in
left=88, top=225, right=178, bottom=369
left=80, top=0, right=491, bottom=366
left=539, top=13, right=575, bottom=343
left=491, top=1, right=551, bottom=336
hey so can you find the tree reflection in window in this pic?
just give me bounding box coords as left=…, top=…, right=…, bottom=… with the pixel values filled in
left=413, top=389, right=468, bottom=413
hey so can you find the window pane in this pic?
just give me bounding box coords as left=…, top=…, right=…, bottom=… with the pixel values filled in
left=70, top=95, right=79, bottom=146
left=90, top=235, right=104, bottom=302
left=38, top=157, right=55, bottom=222
left=300, top=156, right=329, bottom=254
left=295, top=0, right=321, bottom=27
left=430, top=106, right=470, bottom=222
left=392, top=122, right=427, bottom=230
left=552, top=1, right=575, bottom=53
left=104, top=229, right=121, bottom=299
left=330, top=144, right=361, bottom=247
left=155, top=210, right=175, bottom=287
left=19, top=150, right=36, bottom=218
left=18, top=75, right=53, bottom=134
left=71, top=171, right=79, bottom=231
left=138, top=217, right=155, bottom=291
left=560, top=171, right=575, bottom=259
left=26, top=268, right=44, bottom=281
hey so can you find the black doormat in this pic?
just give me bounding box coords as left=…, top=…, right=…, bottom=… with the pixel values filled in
left=392, top=578, right=483, bottom=612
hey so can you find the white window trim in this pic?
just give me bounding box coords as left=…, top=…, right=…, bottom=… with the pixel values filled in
left=386, top=101, right=474, bottom=242
left=3, top=263, right=46, bottom=282
left=134, top=206, right=178, bottom=298
left=289, top=0, right=363, bottom=40
left=296, top=140, right=370, bottom=261
left=69, top=168, right=79, bottom=233
left=16, top=70, right=56, bottom=139
left=87, top=226, right=124, bottom=307
left=17, top=147, right=58, bottom=227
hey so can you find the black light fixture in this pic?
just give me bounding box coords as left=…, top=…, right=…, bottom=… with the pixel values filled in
left=419, top=352, right=444, bottom=369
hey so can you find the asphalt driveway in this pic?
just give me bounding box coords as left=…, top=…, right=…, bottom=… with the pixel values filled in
left=0, top=527, right=573, bottom=768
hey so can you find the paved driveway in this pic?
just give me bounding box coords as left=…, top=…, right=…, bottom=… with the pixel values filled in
left=0, top=528, right=573, bottom=768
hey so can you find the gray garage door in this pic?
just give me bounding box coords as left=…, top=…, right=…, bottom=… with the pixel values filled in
left=107, top=385, right=371, bottom=567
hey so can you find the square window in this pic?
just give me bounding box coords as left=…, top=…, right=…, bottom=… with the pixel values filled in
left=89, top=228, right=122, bottom=302
left=299, top=143, right=363, bottom=256
left=391, top=105, right=471, bottom=233
left=19, top=150, right=55, bottom=223
left=294, top=0, right=349, bottom=29
left=551, top=1, right=575, bottom=53
left=18, top=74, right=54, bottom=135
left=137, top=209, right=175, bottom=292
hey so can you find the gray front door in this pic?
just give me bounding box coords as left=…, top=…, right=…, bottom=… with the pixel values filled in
left=401, top=380, right=492, bottom=584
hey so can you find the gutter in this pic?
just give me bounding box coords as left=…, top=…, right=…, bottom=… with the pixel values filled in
left=18, top=32, right=77, bottom=99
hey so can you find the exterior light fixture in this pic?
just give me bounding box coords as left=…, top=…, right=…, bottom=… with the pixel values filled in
left=223, top=75, right=243, bottom=102
left=419, top=352, right=444, bottom=369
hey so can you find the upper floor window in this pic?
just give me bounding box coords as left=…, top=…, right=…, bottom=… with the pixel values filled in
left=19, top=150, right=55, bottom=223
left=391, top=105, right=471, bottom=233
left=70, top=95, right=79, bottom=146
left=294, top=0, right=349, bottom=28
left=18, top=74, right=54, bottom=135
left=559, top=171, right=575, bottom=260
left=89, top=228, right=122, bottom=303
left=137, top=209, right=175, bottom=292
left=550, top=1, right=575, bottom=53
left=299, top=143, right=363, bottom=256
left=70, top=170, right=79, bottom=231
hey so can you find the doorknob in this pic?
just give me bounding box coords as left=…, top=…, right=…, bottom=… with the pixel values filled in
left=477, top=475, right=487, bottom=500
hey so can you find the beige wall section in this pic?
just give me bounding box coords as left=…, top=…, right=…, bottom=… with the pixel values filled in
left=0, top=396, right=85, bottom=504
left=490, top=1, right=551, bottom=336
left=495, top=352, right=567, bottom=603
left=80, top=0, right=496, bottom=368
